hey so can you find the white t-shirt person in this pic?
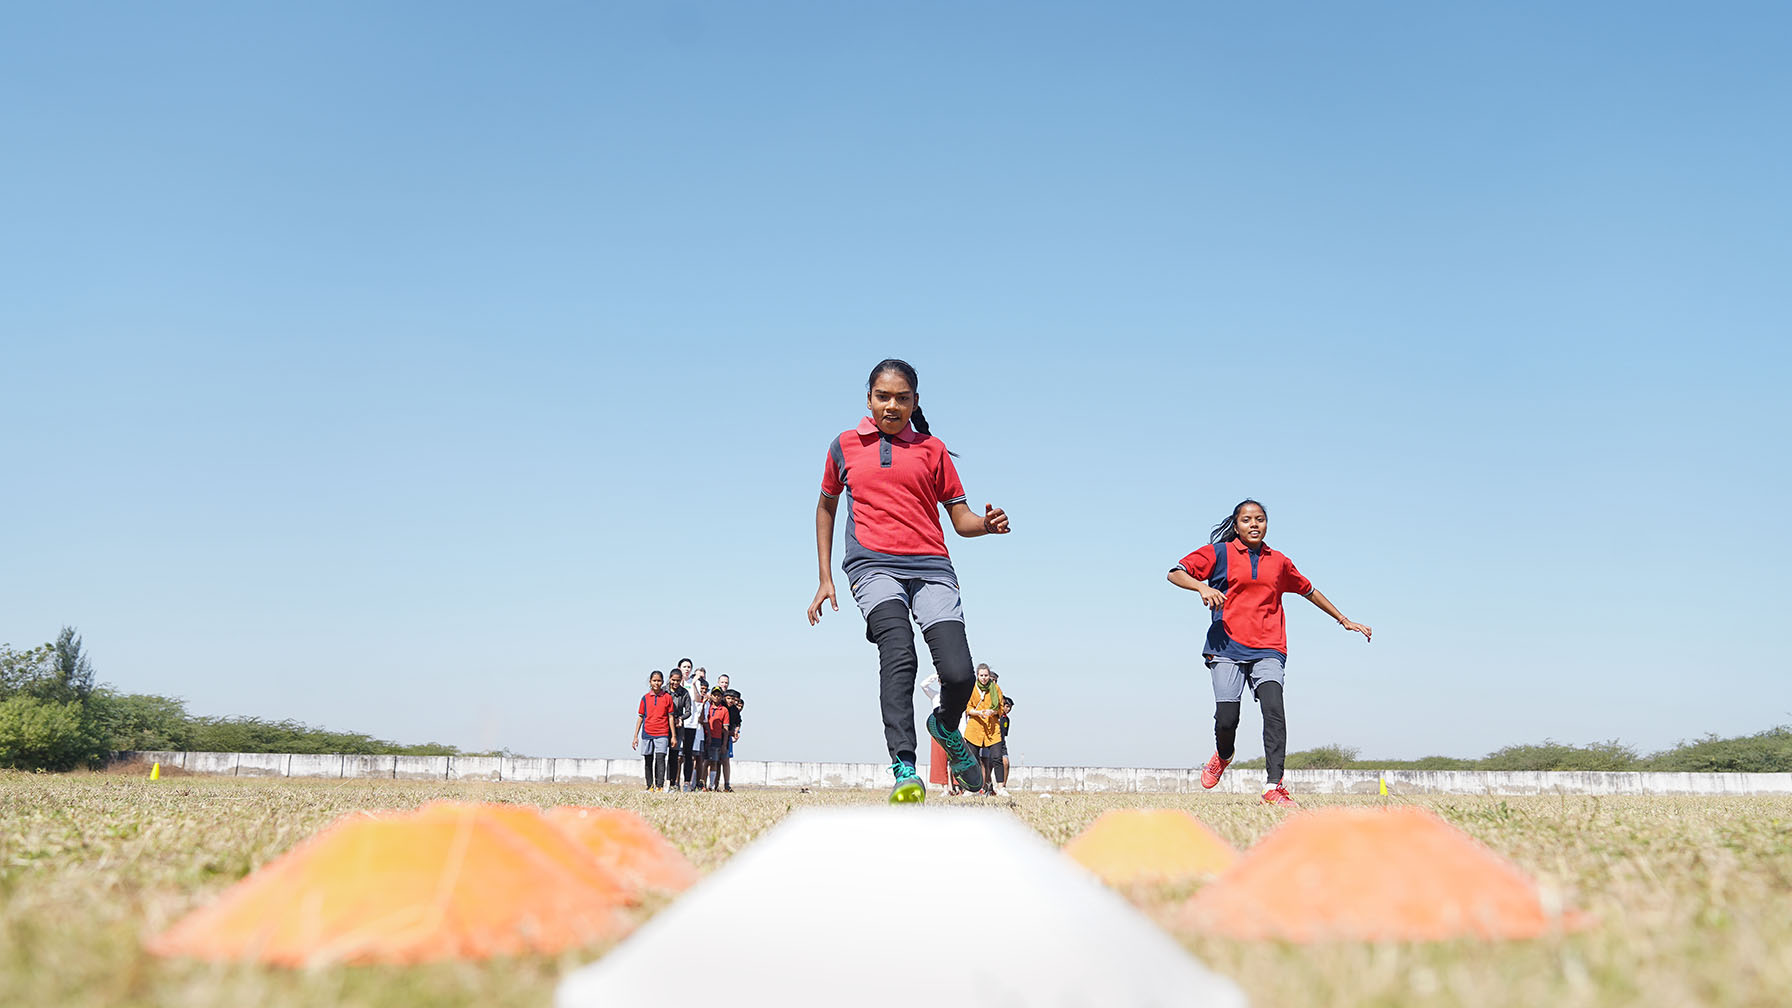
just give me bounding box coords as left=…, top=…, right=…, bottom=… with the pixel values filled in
left=920, top=672, right=941, bottom=710
left=683, top=674, right=710, bottom=732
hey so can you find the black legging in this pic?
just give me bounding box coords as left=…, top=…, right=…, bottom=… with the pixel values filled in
left=677, top=727, right=698, bottom=784
left=865, top=600, right=973, bottom=765
left=1214, top=681, right=1287, bottom=784
left=641, top=750, right=668, bottom=789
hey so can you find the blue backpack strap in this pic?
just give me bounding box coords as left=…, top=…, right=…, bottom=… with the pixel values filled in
left=1202, top=541, right=1231, bottom=655
left=1207, top=540, right=1228, bottom=623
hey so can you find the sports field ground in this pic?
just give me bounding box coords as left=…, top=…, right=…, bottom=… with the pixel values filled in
left=2, top=773, right=1787, bottom=1007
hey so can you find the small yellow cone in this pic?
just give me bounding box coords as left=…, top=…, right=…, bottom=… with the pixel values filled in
left=1378, top=776, right=1388, bottom=796
left=150, top=762, right=161, bottom=781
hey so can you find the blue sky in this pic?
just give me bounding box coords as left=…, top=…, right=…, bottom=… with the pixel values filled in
left=5, top=3, right=1787, bottom=767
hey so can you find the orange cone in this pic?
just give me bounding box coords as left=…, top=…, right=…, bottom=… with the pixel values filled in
left=543, top=806, right=699, bottom=895
left=148, top=803, right=633, bottom=965
left=1063, top=809, right=1239, bottom=886
left=1184, top=806, right=1590, bottom=941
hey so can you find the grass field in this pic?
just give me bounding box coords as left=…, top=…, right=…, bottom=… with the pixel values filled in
left=2, top=772, right=1788, bottom=1007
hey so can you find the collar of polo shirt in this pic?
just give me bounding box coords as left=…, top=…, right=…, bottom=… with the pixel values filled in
left=857, top=417, right=922, bottom=441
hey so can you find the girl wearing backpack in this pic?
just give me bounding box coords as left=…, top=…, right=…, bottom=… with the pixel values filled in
left=1167, top=499, right=1372, bottom=806
left=806, top=359, right=1012, bottom=804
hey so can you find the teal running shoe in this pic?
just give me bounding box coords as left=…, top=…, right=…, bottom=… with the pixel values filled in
left=889, top=761, right=926, bottom=804
left=926, top=710, right=984, bottom=793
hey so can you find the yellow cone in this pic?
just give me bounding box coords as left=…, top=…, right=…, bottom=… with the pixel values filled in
left=1063, top=809, right=1239, bottom=886
left=150, top=762, right=161, bottom=781
left=1379, top=776, right=1387, bottom=796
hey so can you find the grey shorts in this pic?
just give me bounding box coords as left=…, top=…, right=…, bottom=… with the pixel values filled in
left=1205, top=656, right=1286, bottom=703
left=850, top=573, right=964, bottom=631
left=638, top=734, right=671, bottom=756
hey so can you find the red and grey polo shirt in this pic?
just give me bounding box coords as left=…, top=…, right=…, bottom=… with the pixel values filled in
left=1175, top=540, right=1313, bottom=661
left=821, top=418, right=967, bottom=584
left=638, top=691, right=676, bottom=737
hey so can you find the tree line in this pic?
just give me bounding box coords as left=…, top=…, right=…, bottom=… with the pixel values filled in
left=0, top=628, right=489, bottom=771
left=4, top=627, right=1789, bottom=773
left=1237, top=729, right=1792, bottom=774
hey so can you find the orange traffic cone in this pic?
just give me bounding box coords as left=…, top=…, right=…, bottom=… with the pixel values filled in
left=149, top=803, right=634, bottom=965
left=1184, top=806, right=1590, bottom=941
left=544, top=806, right=699, bottom=895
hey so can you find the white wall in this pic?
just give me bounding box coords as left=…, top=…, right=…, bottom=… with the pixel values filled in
left=112, top=752, right=1792, bottom=795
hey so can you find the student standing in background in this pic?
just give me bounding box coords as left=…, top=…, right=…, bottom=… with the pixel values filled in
left=665, top=666, right=691, bottom=794
left=996, top=694, right=1014, bottom=797
left=963, top=663, right=1004, bottom=796
left=631, top=671, right=676, bottom=792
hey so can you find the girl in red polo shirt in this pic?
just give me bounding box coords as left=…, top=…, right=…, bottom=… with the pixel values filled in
left=807, top=359, right=1012, bottom=804
left=1167, top=499, right=1371, bottom=806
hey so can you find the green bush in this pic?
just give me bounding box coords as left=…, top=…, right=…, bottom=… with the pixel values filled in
left=1478, top=740, right=1641, bottom=772
left=1646, top=726, right=1792, bottom=773
left=188, top=717, right=390, bottom=755
left=1387, top=755, right=1479, bottom=770
left=1236, top=744, right=1360, bottom=770
left=0, top=696, right=101, bottom=771
left=1286, top=744, right=1361, bottom=769
left=86, top=690, right=195, bottom=752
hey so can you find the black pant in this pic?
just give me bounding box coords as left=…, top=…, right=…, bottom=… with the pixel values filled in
left=1214, top=681, right=1287, bottom=783
left=677, top=727, right=698, bottom=783
left=866, top=600, right=974, bottom=766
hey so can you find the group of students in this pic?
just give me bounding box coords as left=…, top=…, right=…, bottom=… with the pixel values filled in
left=807, top=358, right=1372, bottom=806
left=631, top=658, right=744, bottom=792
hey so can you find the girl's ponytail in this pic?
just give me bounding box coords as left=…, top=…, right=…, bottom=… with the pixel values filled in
left=910, top=404, right=933, bottom=437
left=1210, top=498, right=1266, bottom=544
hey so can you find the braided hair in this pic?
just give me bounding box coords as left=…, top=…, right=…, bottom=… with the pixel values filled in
left=1210, top=499, right=1266, bottom=544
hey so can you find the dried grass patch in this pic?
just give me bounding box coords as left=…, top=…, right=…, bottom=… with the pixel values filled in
left=2, top=774, right=1787, bottom=1007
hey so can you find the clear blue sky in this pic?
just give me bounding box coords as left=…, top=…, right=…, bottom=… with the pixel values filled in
left=5, top=3, right=1787, bottom=767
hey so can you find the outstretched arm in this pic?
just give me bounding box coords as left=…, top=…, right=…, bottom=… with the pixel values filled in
left=807, top=494, right=840, bottom=625
left=948, top=501, right=1010, bottom=538
left=1304, top=588, right=1372, bottom=642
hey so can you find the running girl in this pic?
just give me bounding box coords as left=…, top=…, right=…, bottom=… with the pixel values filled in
left=807, top=358, right=1011, bottom=804
left=1166, top=499, right=1371, bottom=806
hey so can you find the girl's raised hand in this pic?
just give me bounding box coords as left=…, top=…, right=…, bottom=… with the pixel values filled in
left=1197, top=585, right=1226, bottom=610
left=1341, top=620, right=1373, bottom=642
left=807, top=581, right=838, bottom=626
left=983, top=503, right=1010, bottom=534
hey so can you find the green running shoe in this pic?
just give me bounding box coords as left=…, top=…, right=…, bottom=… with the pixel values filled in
left=888, top=761, right=926, bottom=804
left=926, top=709, right=984, bottom=793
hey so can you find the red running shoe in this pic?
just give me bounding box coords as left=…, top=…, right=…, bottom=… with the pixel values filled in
left=1261, top=782, right=1297, bottom=807
left=1200, top=752, right=1231, bottom=789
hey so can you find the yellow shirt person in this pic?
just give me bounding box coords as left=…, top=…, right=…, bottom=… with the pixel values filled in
left=963, top=674, right=1003, bottom=748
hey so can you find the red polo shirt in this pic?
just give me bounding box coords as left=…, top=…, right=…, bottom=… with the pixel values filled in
left=1176, top=540, right=1313, bottom=659
left=638, top=691, right=676, bottom=737
left=821, top=418, right=966, bottom=580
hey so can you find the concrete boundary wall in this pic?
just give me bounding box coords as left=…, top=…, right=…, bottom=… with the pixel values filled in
left=114, top=752, right=1792, bottom=795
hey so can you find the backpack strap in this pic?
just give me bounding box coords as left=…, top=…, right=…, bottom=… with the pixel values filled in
left=1207, top=541, right=1229, bottom=624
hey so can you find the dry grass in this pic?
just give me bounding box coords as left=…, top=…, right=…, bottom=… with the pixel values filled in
left=2, top=773, right=1788, bottom=1007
